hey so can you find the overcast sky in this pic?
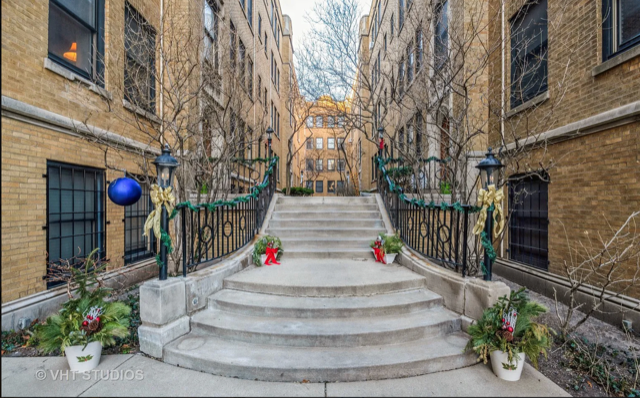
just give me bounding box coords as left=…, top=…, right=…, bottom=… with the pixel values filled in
left=280, top=0, right=371, bottom=54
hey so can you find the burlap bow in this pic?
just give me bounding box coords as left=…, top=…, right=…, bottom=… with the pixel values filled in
left=143, top=185, right=176, bottom=239
left=472, top=184, right=505, bottom=238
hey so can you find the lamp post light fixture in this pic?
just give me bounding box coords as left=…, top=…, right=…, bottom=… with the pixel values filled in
left=476, top=147, right=504, bottom=281
left=300, top=169, right=304, bottom=185
left=153, top=144, right=179, bottom=281
left=266, top=127, right=274, bottom=159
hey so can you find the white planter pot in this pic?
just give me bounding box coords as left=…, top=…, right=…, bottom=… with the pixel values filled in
left=490, top=350, right=525, bottom=381
left=64, top=341, right=102, bottom=372
left=385, top=253, right=398, bottom=264
left=260, top=254, right=267, bottom=265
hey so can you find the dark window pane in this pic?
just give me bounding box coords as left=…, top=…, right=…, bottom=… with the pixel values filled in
left=48, top=3, right=93, bottom=76
left=316, top=180, right=323, bottom=193
left=620, top=0, right=640, bottom=44
left=510, top=0, right=548, bottom=108
left=55, top=0, right=96, bottom=27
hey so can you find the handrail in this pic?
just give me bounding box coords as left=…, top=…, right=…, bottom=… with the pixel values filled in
left=176, top=157, right=279, bottom=275
left=375, top=155, right=481, bottom=277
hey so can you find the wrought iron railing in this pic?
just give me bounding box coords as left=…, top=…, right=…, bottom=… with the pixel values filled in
left=371, top=154, right=451, bottom=193
left=376, top=154, right=480, bottom=277
left=176, top=157, right=278, bottom=275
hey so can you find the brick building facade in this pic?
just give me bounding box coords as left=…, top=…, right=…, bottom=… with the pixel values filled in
left=1, top=0, right=298, bottom=303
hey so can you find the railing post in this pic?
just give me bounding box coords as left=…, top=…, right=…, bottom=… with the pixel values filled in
left=483, top=206, right=494, bottom=281
left=182, top=208, right=187, bottom=277
left=462, top=207, right=469, bottom=278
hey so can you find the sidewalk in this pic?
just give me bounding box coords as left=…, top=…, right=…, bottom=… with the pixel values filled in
left=1, top=354, right=569, bottom=397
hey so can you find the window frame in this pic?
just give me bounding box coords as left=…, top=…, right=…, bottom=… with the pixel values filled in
left=327, top=137, right=336, bottom=150
left=124, top=2, right=157, bottom=114
left=316, top=180, right=324, bottom=193
left=603, top=0, right=640, bottom=61
left=124, top=175, right=157, bottom=265
left=316, top=159, right=323, bottom=172
left=47, top=0, right=106, bottom=84
left=316, top=137, right=323, bottom=149
left=327, top=159, right=336, bottom=171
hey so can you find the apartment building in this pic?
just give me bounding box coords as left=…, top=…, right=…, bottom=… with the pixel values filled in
left=486, top=0, right=640, bottom=300
left=1, top=0, right=297, bottom=304
left=299, top=100, right=362, bottom=196
left=354, top=0, right=490, bottom=197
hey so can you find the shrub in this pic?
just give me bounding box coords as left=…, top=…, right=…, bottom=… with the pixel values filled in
left=286, top=187, right=314, bottom=196
left=36, top=249, right=131, bottom=353
left=370, top=234, right=405, bottom=254
left=465, top=287, right=552, bottom=369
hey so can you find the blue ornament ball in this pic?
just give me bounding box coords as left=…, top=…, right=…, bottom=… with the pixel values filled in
left=108, top=177, right=142, bottom=206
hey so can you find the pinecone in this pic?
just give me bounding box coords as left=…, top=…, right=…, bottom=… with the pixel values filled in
left=496, top=330, right=514, bottom=342
left=81, top=319, right=102, bottom=335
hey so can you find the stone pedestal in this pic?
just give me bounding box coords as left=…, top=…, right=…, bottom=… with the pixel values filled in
left=138, top=278, right=190, bottom=358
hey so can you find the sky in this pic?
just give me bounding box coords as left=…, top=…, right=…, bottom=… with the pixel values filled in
left=279, top=0, right=372, bottom=55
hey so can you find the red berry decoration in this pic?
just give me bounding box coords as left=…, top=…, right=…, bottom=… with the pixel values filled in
left=501, top=318, right=505, bottom=323
left=87, top=315, right=93, bottom=320
left=96, top=317, right=100, bottom=323
left=502, top=325, right=507, bottom=330
left=506, top=321, right=510, bottom=326
left=508, top=326, right=514, bottom=333
left=82, top=321, right=88, bottom=327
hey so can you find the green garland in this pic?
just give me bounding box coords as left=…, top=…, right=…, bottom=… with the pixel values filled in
left=480, top=231, right=496, bottom=275
left=375, top=155, right=481, bottom=214
left=154, top=156, right=278, bottom=269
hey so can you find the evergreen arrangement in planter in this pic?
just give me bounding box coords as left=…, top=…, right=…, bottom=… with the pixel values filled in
left=36, top=249, right=131, bottom=371
left=370, top=234, right=404, bottom=263
left=465, top=287, right=552, bottom=381
left=252, top=235, right=284, bottom=266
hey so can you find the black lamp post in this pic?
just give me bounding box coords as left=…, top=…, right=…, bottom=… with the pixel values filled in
left=153, top=144, right=179, bottom=281
left=266, top=127, right=274, bottom=159
left=476, top=147, right=504, bottom=281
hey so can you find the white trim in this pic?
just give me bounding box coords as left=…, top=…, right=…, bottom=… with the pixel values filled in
left=504, top=100, right=640, bottom=151
left=1, top=96, right=161, bottom=155
left=592, top=44, right=640, bottom=76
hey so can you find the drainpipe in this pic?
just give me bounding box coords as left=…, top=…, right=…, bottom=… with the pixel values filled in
left=500, top=0, right=505, bottom=258
left=160, top=0, right=164, bottom=145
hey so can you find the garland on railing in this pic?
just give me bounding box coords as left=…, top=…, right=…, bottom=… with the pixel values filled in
left=144, top=157, right=278, bottom=269
left=169, top=156, right=279, bottom=219
left=375, top=156, right=481, bottom=214
left=377, top=156, right=450, bottom=167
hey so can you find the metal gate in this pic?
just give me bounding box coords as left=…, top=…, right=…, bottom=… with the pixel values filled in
left=508, top=174, right=549, bottom=270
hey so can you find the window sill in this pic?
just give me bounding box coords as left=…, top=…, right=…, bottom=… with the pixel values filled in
left=592, top=45, right=640, bottom=77
left=122, top=99, right=161, bottom=124
left=44, top=58, right=112, bottom=101
left=506, top=91, right=549, bottom=118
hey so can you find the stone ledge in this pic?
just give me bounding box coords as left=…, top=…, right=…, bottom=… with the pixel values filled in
left=592, top=45, right=640, bottom=77
left=43, top=58, right=112, bottom=101
left=139, top=316, right=190, bottom=358
left=506, top=91, right=549, bottom=118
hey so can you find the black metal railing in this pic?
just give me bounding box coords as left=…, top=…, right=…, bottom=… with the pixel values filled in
left=371, top=154, right=451, bottom=194
left=376, top=154, right=479, bottom=277
left=178, top=157, right=278, bottom=275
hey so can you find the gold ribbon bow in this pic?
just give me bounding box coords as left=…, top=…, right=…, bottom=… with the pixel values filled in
left=143, top=185, right=176, bottom=239
left=472, top=184, right=505, bottom=238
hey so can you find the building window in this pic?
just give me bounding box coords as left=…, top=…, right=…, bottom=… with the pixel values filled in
left=305, top=180, right=314, bottom=190
left=316, top=159, right=323, bottom=171
left=398, top=57, right=405, bottom=96
left=327, top=159, right=336, bottom=171
left=230, top=21, right=237, bottom=68
left=315, top=116, right=323, bottom=127
left=327, top=137, right=335, bottom=149
left=124, top=4, right=156, bottom=113
left=508, top=174, right=549, bottom=270
left=124, top=177, right=156, bottom=265
left=337, top=137, right=345, bottom=150
left=204, top=0, right=220, bottom=88
left=264, top=32, right=268, bottom=55
left=510, top=0, right=548, bottom=109
left=603, top=0, right=640, bottom=61
left=398, top=127, right=405, bottom=152
left=416, top=29, right=424, bottom=71
left=337, top=159, right=346, bottom=172
left=259, top=13, right=262, bottom=36
left=327, top=116, right=335, bottom=128
left=384, top=34, right=388, bottom=51
left=248, top=58, right=253, bottom=98
left=337, top=180, right=344, bottom=191
left=46, top=161, right=106, bottom=288
left=306, top=138, right=313, bottom=149
left=306, top=116, right=314, bottom=128
left=247, top=0, right=253, bottom=27
left=316, top=180, right=324, bottom=193
left=391, top=13, right=395, bottom=36
left=316, top=137, right=323, bottom=149
left=48, top=0, right=105, bottom=82
left=258, top=75, right=262, bottom=102
left=306, top=158, right=314, bottom=171
left=338, top=116, right=345, bottom=127
left=239, top=40, right=246, bottom=85
left=328, top=180, right=336, bottom=193
left=434, top=0, right=449, bottom=70
left=399, top=0, right=405, bottom=29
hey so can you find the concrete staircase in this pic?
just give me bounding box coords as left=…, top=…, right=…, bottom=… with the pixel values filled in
left=163, top=196, right=476, bottom=382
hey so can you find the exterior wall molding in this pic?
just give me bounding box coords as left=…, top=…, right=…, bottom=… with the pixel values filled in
left=1, top=95, right=161, bottom=156
left=592, top=45, right=640, bottom=77
left=504, top=100, right=640, bottom=151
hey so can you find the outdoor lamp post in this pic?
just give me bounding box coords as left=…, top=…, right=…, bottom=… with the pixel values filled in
left=300, top=169, right=304, bottom=185
left=153, top=144, right=179, bottom=281
left=476, top=147, right=504, bottom=281
left=266, top=127, right=274, bottom=159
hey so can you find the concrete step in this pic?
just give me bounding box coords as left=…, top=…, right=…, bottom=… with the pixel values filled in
left=268, top=219, right=384, bottom=229
left=223, top=259, right=425, bottom=297
left=274, top=204, right=380, bottom=212
left=164, top=331, right=476, bottom=382
left=209, top=289, right=443, bottom=318
left=190, top=307, right=460, bottom=347
left=271, top=210, right=381, bottom=220
left=284, top=249, right=374, bottom=260
left=276, top=196, right=377, bottom=206
left=279, top=237, right=373, bottom=250
left=266, top=227, right=386, bottom=239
